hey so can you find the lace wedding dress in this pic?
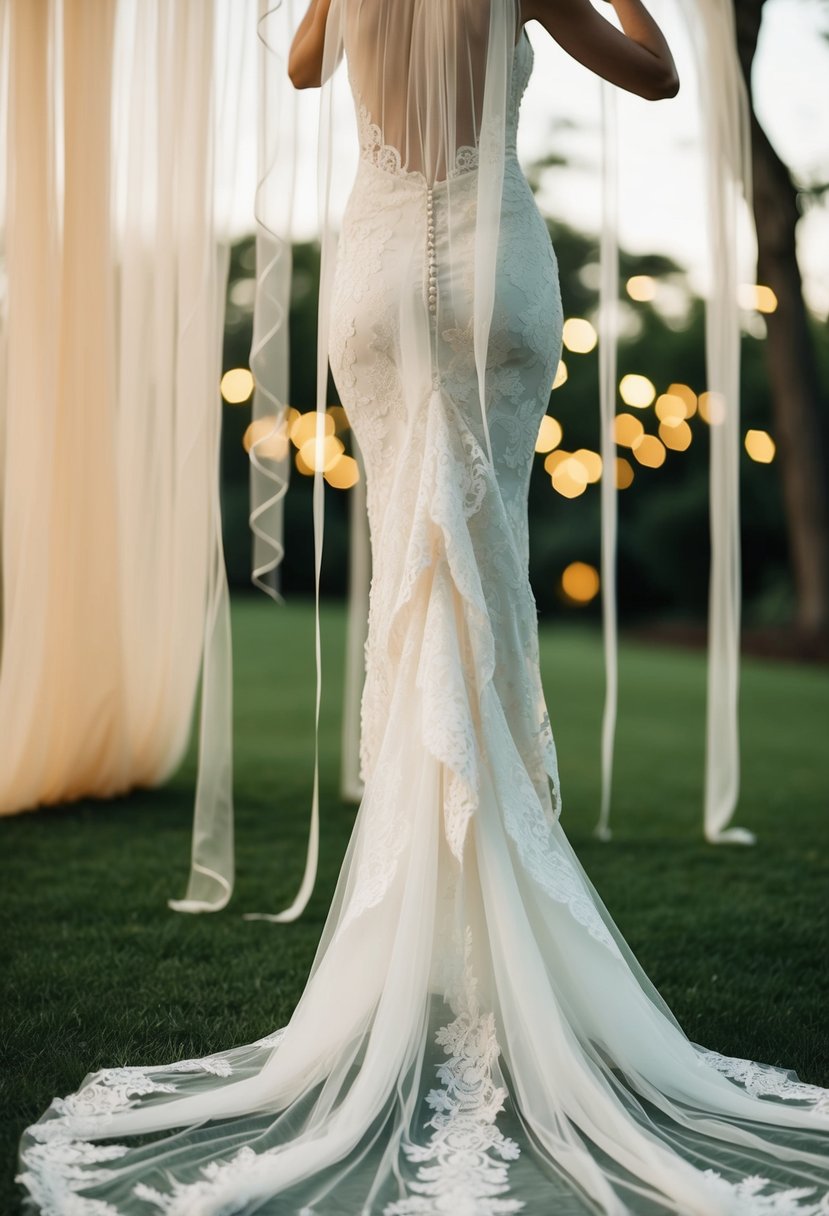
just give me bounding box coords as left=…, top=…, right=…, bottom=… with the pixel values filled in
left=18, top=6, right=829, bottom=1214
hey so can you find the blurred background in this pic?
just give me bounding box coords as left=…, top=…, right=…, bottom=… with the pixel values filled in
left=3, top=7, right=828, bottom=1206
left=215, top=0, right=829, bottom=655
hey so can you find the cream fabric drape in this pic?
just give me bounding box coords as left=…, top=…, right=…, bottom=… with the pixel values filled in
left=592, top=0, right=754, bottom=845
left=0, top=0, right=250, bottom=825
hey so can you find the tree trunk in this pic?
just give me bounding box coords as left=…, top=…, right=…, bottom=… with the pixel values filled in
left=734, top=0, right=829, bottom=634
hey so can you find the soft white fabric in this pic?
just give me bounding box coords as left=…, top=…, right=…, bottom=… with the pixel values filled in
left=17, top=6, right=829, bottom=1212
left=591, top=0, right=753, bottom=846
left=676, top=0, right=755, bottom=846
left=0, top=0, right=249, bottom=830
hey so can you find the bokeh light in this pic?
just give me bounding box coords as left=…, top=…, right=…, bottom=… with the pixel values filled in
left=631, top=434, right=666, bottom=468
left=552, top=360, right=568, bottom=390
left=326, top=405, right=350, bottom=433
left=325, top=453, right=360, bottom=488
left=613, top=413, right=644, bottom=447
left=298, top=434, right=344, bottom=473
left=667, top=383, right=697, bottom=417
left=573, top=448, right=602, bottom=483
left=290, top=410, right=335, bottom=447
left=221, top=367, right=254, bottom=404
left=660, top=419, right=692, bottom=451
left=535, top=415, right=563, bottom=453
left=562, top=318, right=598, bottom=354
left=698, top=391, right=726, bottom=426
left=561, top=561, right=600, bottom=604
left=654, top=393, right=686, bottom=425
left=619, top=374, right=656, bottom=408
left=243, top=414, right=289, bottom=461
left=626, top=275, right=657, bottom=302
left=745, top=429, right=776, bottom=463
left=544, top=449, right=569, bottom=475
left=615, top=457, right=634, bottom=489
left=738, top=284, right=778, bottom=314
left=551, top=456, right=588, bottom=498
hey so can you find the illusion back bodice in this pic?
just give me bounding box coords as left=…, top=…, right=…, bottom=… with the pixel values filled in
left=343, top=0, right=534, bottom=185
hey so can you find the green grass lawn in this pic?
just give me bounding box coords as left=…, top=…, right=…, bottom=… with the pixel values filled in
left=3, top=597, right=828, bottom=1211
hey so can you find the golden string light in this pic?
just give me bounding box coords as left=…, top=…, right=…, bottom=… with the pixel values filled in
left=221, top=367, right=254, bottom=404
left=745, top=429, right=775, bottom=463
left=573, top=448, right=602, bottom=483
left=631, top=434, right=666, bottom=468
left=551, top=455, right=588, bottom=498
left=544, top=449, right=570, bottom=475
left=625, top=275, right=656, bottom=302
left=561, top=561, right=600, bottom=604
left=290, top=410, right=335, bottom=447
left=619, top=373, right=656, bottom=408
left=243, top=415, right=289, bottom=461
left=698, top=391, right=726, bottom=426
left=325, top=453, right=360, bottom=488
left=659, top=420, right=692, bottom=451
left=667, top=383, right=697, bottom=417
left=562, top=318, right=598, bottom=354
left=613, top=413, right=644, bottom=447
left=738, top=284, right=778, bottom=314
left=535, top=415, right=563, bottom=453
left=615, top=457, right=634, bottom=489
left=654, top=393, right=686, bottom=425
left=298, top=434, right=344, bottom=473
left=326, top=405, right=350, bottom=433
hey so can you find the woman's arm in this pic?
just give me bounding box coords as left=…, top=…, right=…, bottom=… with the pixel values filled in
left=287, top=0, right=332, bottom=89
left=523, top=0, right=679, bottom=101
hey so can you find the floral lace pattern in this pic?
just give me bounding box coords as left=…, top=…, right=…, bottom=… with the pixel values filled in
left=328, top=27, right=580, bottom=939
left=385, top=930, right=523, bottom=1215
left=702, top=1170, right=829, bottom=1214
left=695, top=1048, right=829, bottom=1115
left=18, top=1140, right=128, bottom=1216
left=355, top=102, right=481, bottom=186
left=22, top=1054, right=234, bottom=1149
left=133, top=1148, right=265, bottom=1216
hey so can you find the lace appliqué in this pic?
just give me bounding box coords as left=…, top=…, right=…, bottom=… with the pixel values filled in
left=695, top=1048, right=829, bottom=1114
left=701, top=1170, right=829, bottom=1214
left=253, top=1027, right=287, bottom=1050
left=134, top=1147, right=266, bottom=1216
left=17, top=1053, right=241, bottom=1211
left=17, top=1140, right=128, bottom=1216
left=356, top=102, right=480, bottom=185
left=24, top=1054, right=234, bottom=1148
left=385, top=930, right=523, bottom=1215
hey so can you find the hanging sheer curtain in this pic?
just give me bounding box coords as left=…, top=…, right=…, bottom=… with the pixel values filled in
left=592, top=0, right=754, bottom=846
left=0, top=0, right=252, bottom=825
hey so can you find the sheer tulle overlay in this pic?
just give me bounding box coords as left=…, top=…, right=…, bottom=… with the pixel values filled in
left=18, top=3, right=829, bottom=1213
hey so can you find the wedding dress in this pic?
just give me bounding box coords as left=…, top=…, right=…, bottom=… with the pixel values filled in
left=18, top=2, right=829, bottom=1213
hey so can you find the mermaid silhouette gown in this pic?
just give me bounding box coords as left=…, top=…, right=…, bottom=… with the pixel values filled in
left=17, top=26, right=829, bottom=1216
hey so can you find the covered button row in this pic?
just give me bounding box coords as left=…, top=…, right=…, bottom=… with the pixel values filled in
left=426, top=188, right=437, bottom=313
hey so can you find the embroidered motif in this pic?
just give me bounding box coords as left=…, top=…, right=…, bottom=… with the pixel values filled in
left=695, top=1048, right=829, bottom=1115
left=702, top=1170, right=829, bottom=1214
left=385, top=930, right=523, bottom=1215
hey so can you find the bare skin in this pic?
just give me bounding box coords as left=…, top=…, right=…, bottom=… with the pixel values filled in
left=522, top=0, right=679, bottom=100
left=288, top=0, right=678, bottom=99
left=287, top=0, right=333, bottom=88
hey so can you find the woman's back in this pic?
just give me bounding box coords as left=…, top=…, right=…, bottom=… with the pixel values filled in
left=341, top=0, right=507, bottom=184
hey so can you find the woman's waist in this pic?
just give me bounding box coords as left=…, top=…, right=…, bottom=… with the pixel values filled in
left=349, top=146, right=526, bottom=207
